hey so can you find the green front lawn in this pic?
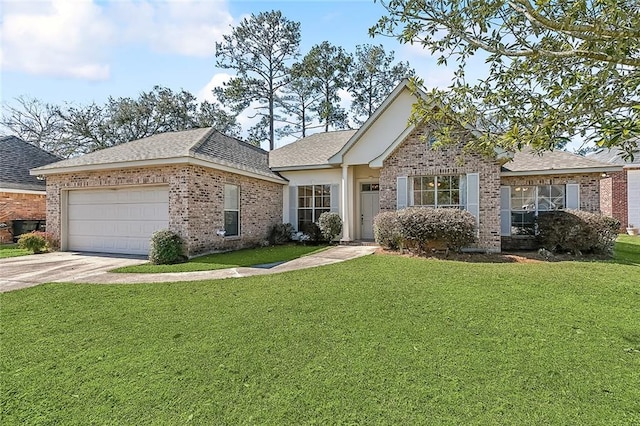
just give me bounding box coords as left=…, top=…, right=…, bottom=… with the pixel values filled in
left=1, top=237, right=639, bottom=424
left=112, top=244, right=328, bottom=273
left=0, top=244, right=30, bottom=259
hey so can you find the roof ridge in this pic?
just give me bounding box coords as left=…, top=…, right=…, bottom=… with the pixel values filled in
left=188, top=127, right=216, bottom=154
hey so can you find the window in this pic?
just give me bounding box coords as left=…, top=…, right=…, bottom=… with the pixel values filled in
left=298, top=184, right=330, bottom=231
left=224, top=184, right=239, bottom=237
left=411, top=176, right=461, bottom=208
left=510, top=185, right=565, bottom=235
left=361, top=183, right=379, bottom=192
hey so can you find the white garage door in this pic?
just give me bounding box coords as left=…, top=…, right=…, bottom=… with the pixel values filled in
left=629, top=170, right=640, bottom=227
left=67, top=186, right=169, bottom=255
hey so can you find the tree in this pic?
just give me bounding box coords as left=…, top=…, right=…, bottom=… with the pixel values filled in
left=372, top=0, right=640, bottom=157
left=298, top=41, right=352, bottom=132
left=276, top=69, right=321, bottom=139
left=215, top=10, right=301, bottom=150
left=348, top=44, right=414, bottom=126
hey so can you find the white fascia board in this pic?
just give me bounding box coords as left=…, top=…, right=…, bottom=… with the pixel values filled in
left=270, top=164, right=335, bottom=172
left=329, top=78, right=415, bottom=165
left=0, top=187, right=47, bottom=195
left=500, top=165, right=624, bottom=176
left=369, top=124, right=417, bottom=168
left=32, top=156, right=287, bottom=185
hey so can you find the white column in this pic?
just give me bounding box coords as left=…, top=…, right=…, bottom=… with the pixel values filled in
left=341, top=164, right=352, bottom=242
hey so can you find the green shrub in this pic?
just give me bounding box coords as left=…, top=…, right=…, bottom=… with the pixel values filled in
left=17, top=231, right=49, bottom=254
left=267, top=223, right=294, bottom=245
left=149, top=230, right=185, bottom=265
left=301, top=222, right=324, bottom=244
left=537, top=210, right=620, bottom=255
left=397, top=208, right=477, bottom=253
left=317, top=212, right=343, bottom=241
left=373, top=211, right=403, bottom=250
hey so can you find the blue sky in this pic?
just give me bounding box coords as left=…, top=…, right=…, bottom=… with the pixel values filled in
left=1, top=0, right=493, bottom=147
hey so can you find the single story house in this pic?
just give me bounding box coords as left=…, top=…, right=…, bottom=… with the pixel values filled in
left=33, top=80, right=622, bottom=256
left=587, top=146, right=640, bottom=230
left=31, top=128, right=285, bottom=255
left=0, top=136, right=60, bottom=243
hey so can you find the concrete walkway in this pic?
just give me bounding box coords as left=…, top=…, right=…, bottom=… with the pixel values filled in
left=0, top=245, right=377, bottom=292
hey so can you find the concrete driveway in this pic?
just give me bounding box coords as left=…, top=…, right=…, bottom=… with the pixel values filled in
left=0, top=252, right=147, bottom=293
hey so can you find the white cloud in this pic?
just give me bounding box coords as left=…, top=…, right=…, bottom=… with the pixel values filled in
left=1, top=0, right=234, bottom=80
left=197, top=72, right=233, bottom=102
left=1, top=0, right=113, bottom=80
left=112, top=0, right=234, bottom=57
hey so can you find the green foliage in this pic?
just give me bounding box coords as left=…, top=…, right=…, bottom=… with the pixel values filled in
left=378, top=208, right=477, bottom=252
left=17, top=231, right=49, bottom=254
left=301, top=222, right=324, bottom=243
left=372, top=0, right=640, bottom=157
left=348, top=44, right=414, bottom=125
left=267, top=223, right=295, bottom=245
left=2, top=238, right=640, bottom=424
left=373, top=211, right=403, bottom=250
left=536, top=210, right=621, bottom=255
left=317, top=212, right=343, bottom=241
left=215, top=10, right=301, bottom=150
left=148, top=230, right=185, bottom=265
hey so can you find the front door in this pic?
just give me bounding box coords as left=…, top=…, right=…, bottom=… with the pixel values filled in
left=360, top=183, right=380, bottom=240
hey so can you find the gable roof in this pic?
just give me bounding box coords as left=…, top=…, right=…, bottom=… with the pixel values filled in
left=586, top=144, right=640, bottom=168
left=269, top=130, right=357, bottom=170
left=33, top=128, right=285, bottom=183
left=0, top=136, right=61, bottom=191
left=501, top=147, right=622, bottom=176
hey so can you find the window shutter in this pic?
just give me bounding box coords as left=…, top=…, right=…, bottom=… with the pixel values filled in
left=330, top=184, right=339, bottom=213
left=289, top=186, right=298, bottom=230
left=397, top=176, right=408, bottom=210
left=500, top=186, right=511, bottom=236
left=466, top=173, right=480, bottom=221
left=566, top=184, right=580, bottom=209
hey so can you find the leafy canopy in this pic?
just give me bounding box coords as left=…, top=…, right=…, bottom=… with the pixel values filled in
left=372, top=0, right=640, bottom=157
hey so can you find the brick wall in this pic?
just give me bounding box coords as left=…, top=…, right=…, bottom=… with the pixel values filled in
left=45, top=165, right=283, bottom=256
left=379, top=126, right=503, bottom=252
left=599, top=171, right=628, bottom=229
left=0, top=191, right=47, bottom=243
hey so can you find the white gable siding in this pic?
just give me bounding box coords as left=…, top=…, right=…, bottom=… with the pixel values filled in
left=342, top=89, right=416, bottom=166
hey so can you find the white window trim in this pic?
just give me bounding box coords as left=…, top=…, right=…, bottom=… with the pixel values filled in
left=224, top=184, right=240, bottom=237
left=409, top=175, right=463, bottom=209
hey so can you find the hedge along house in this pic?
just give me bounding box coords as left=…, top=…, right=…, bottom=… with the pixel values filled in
left=31, top=128, right=285, bottom=256
left=270, top=79, right=622, bottom=252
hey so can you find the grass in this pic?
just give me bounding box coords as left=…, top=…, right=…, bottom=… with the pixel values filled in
left=1, top=237, right=639, bottom=424
left=0, top=243, right=31, bottom=259
left=112, top=244, right=328, bottom=273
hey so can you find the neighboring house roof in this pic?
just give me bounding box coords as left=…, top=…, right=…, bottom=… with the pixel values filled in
left=501, top=147, right=623, bottom=176
left=586, top=145, right=640, bottom=168
left=269, top=130, right=357, bottom=170
left=0, top=136, right=61, bottom=192
left=33, top=128, right=285, bottom=183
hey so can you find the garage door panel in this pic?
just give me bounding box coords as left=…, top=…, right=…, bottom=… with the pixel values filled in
left=629, top=170, right=640, bottom=226
left=67, top=186, right=169, bottom=255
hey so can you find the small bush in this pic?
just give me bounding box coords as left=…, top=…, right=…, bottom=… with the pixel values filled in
left=149, top=229, right=185, bottom=265
left=317, top=212, right=343, bottom=242
left=398, top=208, right=477, bottom=253
left=17, top=231, right=50, bottom=254
left=267, top=223, right=294, bottom=245
left=373, top=211, right=403, bottom=250
left=537, top=210, right=620, bottom=255
left=301, top=222, right=324, bottom=244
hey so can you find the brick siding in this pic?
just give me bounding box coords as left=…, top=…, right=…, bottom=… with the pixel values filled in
left=379, top=126, right=503, bottom=252
left=0, top=191, right=47, bottom=243
left=45, top=165, right=283, bottom=256
left=599, top=171, right=628, bottom=229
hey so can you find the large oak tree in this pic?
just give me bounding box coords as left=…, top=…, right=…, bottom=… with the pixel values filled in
left=372, top=0, right=640, bottom=157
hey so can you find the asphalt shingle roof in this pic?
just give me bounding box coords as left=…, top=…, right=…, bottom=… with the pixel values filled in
left=0, top=136, right=61, bottom=191
left=34, top=128, right=283, bottom=181
left=502, top=147, right=617, bottom=173
left=586, top=144, right=640, bottom=167
left=269, top=130, right=357, bottom=169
